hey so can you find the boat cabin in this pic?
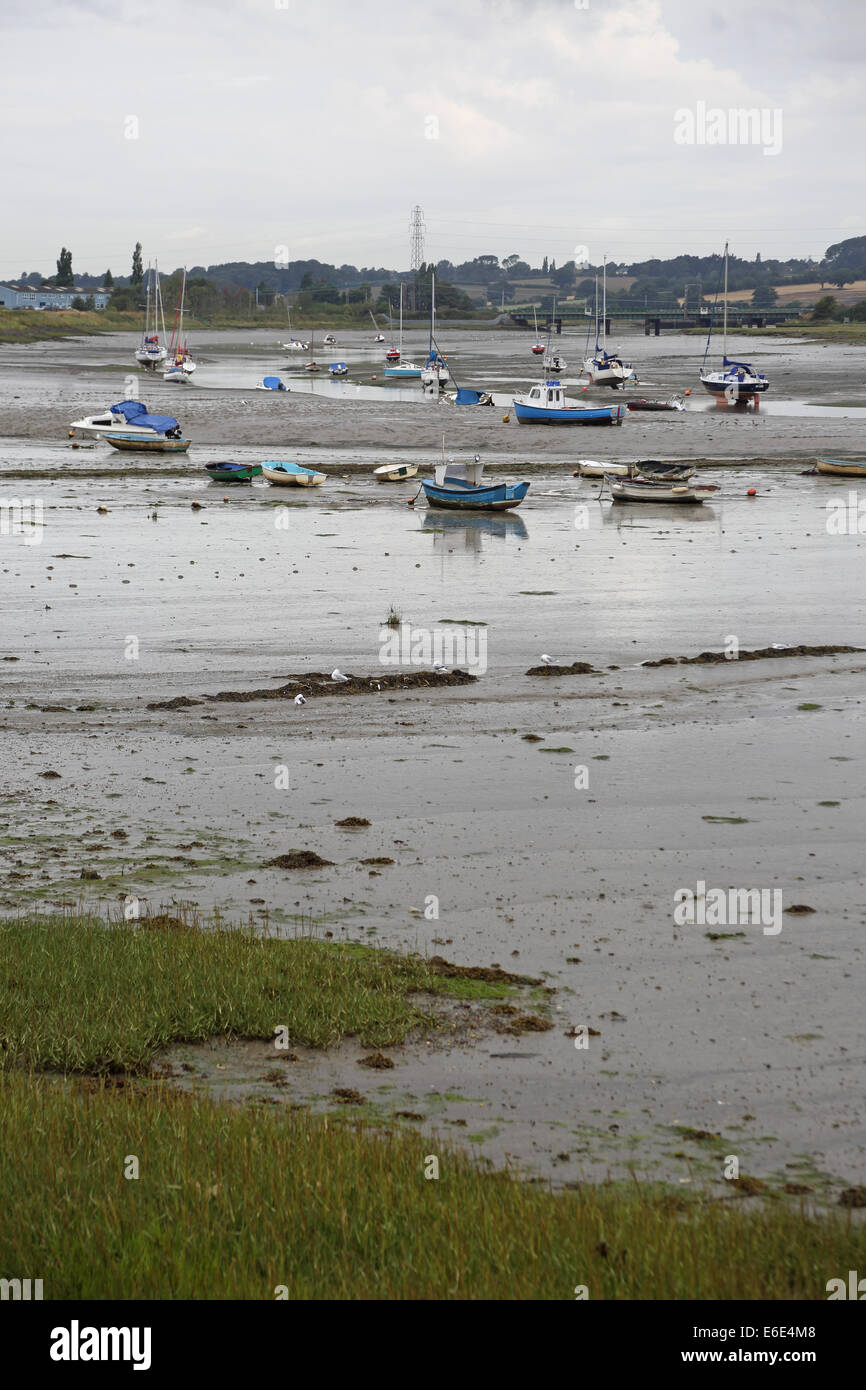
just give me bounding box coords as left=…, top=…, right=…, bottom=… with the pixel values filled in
left=526, top=381, right=567, bottom=408
left=433, top=454, right=484, bottom=487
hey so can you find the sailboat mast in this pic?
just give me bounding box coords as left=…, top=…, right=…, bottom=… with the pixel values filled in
left=722, top=240, right=729, bottom=360
left=602, top=255, right=607, bottom=350
left=430, top=270, right=435, bottom=355
left=399, top=283, right=403, bottom=354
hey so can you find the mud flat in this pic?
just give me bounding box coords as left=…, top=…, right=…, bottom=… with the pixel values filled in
left=1, top=423, right=864, bottom=1191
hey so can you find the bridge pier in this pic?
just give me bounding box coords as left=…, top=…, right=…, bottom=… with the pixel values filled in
left=644, top=317, right=660, bottom=336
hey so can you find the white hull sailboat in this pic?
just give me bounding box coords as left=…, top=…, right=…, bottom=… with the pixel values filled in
left=542, top=296, right=566, bottom=373
left=700, top=242, right=769, bottom=399
left=163, top=268, right=196, bottom=382
left=135, top=261, right=167, bottom=370
left=582, top=258, right=635, bottom=388
left=421, top=270, right=450, bottom=389
left=384, top=285, right=422, bottom=378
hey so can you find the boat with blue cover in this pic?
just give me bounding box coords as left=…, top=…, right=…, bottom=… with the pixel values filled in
left=257, top=376, right=288, bottom=390
left=261, top=460, right=326, bottom=487
left=421, top=453, right=529, bottom=511
left=513, top=381, right=626, bottom=425
left=329, top=362, right=348, bottom=377
left=69, top=399, right=182, bottom=440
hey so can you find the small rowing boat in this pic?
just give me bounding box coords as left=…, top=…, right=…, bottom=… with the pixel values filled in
left=205, top=462, right=263, bottom=482
left=607, top=476, right=718, bottom=504
left=815, top=457, right=866, bottom=477
left=261, top=460, right=326, bottom=487
left=626, top=396, right=685, bottom=412
left=373, top=462, right=418, bottom=482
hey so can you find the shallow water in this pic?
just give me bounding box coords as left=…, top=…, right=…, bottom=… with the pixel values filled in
left=1, top=327, right=864, bottom=1190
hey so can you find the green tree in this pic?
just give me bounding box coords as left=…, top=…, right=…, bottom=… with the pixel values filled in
left=131, top=243, right=144, bottom=287
left=103, top=269, right=114, bottom=288
left=751, top=286, right=778, bottom=307
left=56, top=248, right=73, bottom=287
left=811, top=295, right=839, bottom=322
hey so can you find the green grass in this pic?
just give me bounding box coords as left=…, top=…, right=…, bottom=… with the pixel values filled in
left=2, top=1073, right=863, bottom=1300
left=0, top=915, right=440, bottom=1072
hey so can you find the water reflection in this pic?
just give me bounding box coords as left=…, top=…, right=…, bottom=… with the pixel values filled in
left=421, top=509, right=529, bottom=551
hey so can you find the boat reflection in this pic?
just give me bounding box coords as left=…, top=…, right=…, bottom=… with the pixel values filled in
left=421, top=509, right=529, bottom=548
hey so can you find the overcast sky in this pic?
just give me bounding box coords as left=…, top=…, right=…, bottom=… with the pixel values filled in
left=1, top=0, right=863, bottom=279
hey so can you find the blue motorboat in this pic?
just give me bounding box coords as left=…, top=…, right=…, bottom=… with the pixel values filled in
left=513, top=381, right=627, bottom=425
left=258, top=376, right=287, bottom=390
left=421, top=454, right=529, bottom=511
left=453, top=387, right=494, bottom=406
left=329, top=362, right=348, bottom=377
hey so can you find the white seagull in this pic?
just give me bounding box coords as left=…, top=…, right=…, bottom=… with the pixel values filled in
left=433, top=663, right=448, bottom=674
left=294, top=694, right=306, bottom=705
left=331, top=669, right=350, bottom=682
left=541, top=654, right=555, bottom=665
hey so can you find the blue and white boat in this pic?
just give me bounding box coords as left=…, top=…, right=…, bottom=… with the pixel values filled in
left=701, top=242, right=769, bottom=399
left=421, top=454, right=529, bottom=511
left=256, top=376, right=288, bottom=390
left=261, top=460, right=326, bottom=487
left=513, top=381, right=627, bottom=425
left=383, top=283, right=423, bottom=378
left=329, top=361, right=348, bottom=377
left=69, top=398, right=175, bottom=440
left=420, top=272, right=451, bottom=389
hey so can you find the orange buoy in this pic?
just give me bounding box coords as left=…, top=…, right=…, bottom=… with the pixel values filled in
left=747, top=488, right=757, bottom=497
left=684, top=389, right=691, bottom=396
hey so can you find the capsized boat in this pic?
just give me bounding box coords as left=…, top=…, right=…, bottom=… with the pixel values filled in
left=513, top=381, right=626, bottom=425
left=205, top=461, right=263, bottom=483
left=261, top=460, right=326, bottom=487
left=421, top=453, right=529, bottom=511
left=284, top=339, right=310, bottom=352
left=815, top=457, right=866, bottom=477
left=701, top=241, right=769, bottom=398
left=627, top=395, right=685, bottom=412
left=607, top=475, right=718, bottom=503
left=373, top=462, right=419, bottom=482
left=106, top=432, right=190, bottom=454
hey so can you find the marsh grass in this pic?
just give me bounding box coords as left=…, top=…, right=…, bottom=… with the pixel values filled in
left=2, top=1074, right=863, bottom=1300
left=0, top=914, right=441, bottom=1072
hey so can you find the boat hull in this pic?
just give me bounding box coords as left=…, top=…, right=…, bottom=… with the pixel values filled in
left=608, top=476, right=717, bottom=503
left=700, top=374, right=769, bottom=396
left=105, top=434, right=190, bottom=453
left=374, top=464, right=418, bottom=482
left=205, top=463, right=263, bottom=483
left=261, top=463, right=326, bottom=487
left=422, top=479, right=529, bottom=511
left=816, top=458, right=866, bottom=477
left=513, top=400, right=626, bottom=425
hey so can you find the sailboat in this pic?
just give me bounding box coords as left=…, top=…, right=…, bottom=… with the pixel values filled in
left=282, top=301, right=309, bottom=353
left=163, top=269, right=196, bottom=383
left=531, top=306, right=545, bottom=355
left=700, top=242, right=769, bottom=399
left=542, top=298, right=566, bottom=373
left=369, top=310, right=385, bottom=343
left=582, top=257, right=635, bottom=388
left=421, top=270, right=450, bottom=389
left=134, top=261, right=167, bottom=370
left=384, top=285, right=422, bottom=378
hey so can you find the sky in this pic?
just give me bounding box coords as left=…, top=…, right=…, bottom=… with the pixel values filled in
left=0, top=0, right=864, bottom=280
